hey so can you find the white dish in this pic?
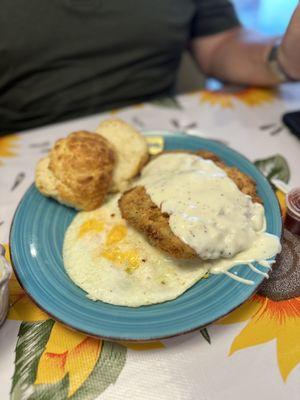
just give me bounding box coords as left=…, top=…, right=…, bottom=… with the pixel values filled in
left=0, top=245, right=12, bottom=326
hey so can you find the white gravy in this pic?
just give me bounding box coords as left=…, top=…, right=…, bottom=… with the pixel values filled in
left=137, top=153, right=281, bottom=283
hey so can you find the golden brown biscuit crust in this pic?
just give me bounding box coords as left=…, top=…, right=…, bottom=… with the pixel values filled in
left=37, top=131, right=115, bottom=210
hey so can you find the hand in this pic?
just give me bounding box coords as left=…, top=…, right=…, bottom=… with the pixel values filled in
left=278, top=5, right=300, bottom=80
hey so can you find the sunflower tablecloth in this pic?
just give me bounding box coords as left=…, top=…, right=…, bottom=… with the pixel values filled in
left=0, top=84, right=300, bottom=400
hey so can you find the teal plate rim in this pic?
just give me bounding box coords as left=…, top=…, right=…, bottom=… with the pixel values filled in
left=9, top=132, right=283, bottom=341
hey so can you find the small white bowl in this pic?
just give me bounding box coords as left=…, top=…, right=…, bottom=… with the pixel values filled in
left=0, top=245, right=12, bottom=326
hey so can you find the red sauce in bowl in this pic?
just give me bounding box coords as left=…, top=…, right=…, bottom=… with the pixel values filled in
left=285, top=188, right=300, bottom=235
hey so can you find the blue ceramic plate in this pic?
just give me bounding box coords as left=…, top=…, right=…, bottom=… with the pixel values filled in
left=10, top=133, right=282, bottom=341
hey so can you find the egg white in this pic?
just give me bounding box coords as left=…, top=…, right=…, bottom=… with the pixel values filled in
left=63, top=195, right=209, bottom=307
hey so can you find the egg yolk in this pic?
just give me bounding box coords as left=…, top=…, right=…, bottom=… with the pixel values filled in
left=101, top=247, right=140, bottom=273
left=106, top=224, right=127, bottom=245
left=78, top=219, right=104, bottom=238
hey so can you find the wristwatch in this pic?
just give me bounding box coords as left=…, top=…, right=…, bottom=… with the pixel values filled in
left=267, top=43, right=296, bottom=82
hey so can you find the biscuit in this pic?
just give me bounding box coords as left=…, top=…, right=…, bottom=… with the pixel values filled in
left=96, top=119, right=149, bottom=192
left=35, top=131, right=115, bottom=210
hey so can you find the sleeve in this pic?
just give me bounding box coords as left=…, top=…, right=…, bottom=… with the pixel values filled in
left=191, top=0, right=241, bottom=38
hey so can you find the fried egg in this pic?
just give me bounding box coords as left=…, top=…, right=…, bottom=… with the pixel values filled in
left=63, top=195, right=209, bottom=307
left=63, top=192, right=280, bottom=307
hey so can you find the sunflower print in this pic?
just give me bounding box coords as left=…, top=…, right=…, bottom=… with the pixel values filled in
left=218, top=190, right=300, bottom=381
left=219, top=294, right=300, bottom=381
left=5, top=244, right=164, bottom=399
left=0, top=134, right=20, bottom=158
left=200, top=87, right=276, bottom=108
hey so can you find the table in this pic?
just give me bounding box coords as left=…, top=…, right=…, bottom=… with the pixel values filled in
left=0, top=84, right=300, bottom=400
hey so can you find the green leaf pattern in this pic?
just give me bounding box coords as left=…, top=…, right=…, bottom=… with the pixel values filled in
left=150, top=97, right=182, bottom=110
left=254, top=154, right=290, bottom=183
left=11, top=320, right=55, bottom=400
left=199, top=328, right=211, bottom=344
left=30, top=376, right=69, bottom=400
left=10, top=321, right=127, bottom=400
left=70, top=342, right=127, bottom=400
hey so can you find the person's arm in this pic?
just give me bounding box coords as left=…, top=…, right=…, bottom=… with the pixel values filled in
left=190, top=5, right=300, bottom=86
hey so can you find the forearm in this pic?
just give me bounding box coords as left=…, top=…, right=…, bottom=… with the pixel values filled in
left=191, top=28, right=281, bottom=86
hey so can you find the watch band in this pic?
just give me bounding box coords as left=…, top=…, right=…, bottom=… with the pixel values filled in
left=267, top=43, right=296, bottom=82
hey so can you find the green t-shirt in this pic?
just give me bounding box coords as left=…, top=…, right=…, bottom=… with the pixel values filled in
left=0, top=0, right=239, bottom=132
